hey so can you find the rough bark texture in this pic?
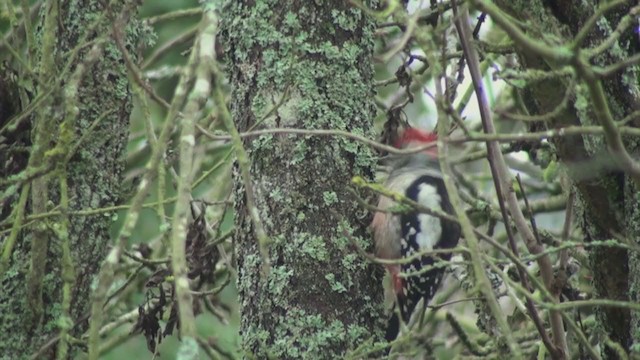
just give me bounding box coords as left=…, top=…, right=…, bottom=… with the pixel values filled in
left=491, top=0, right=640, bottom=356
left=221, top=1, right=384, bottom=358
left=0, top=1, right=138, bottom=358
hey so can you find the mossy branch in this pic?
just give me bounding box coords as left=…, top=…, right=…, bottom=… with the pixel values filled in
left=26, top=0, right=59, bottom=330
left=171, top=7, right=217, bottom=344
left=86, top=7, right=201, bottom=359
left=0, top=184, right=30, bottom=276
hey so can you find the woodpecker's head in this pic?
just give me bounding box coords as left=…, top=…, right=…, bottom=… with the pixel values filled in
left=387, top=127, right=439, bottom=172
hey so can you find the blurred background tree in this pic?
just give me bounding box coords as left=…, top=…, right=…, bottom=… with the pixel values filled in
left=0, top=0, right=639, bottom=359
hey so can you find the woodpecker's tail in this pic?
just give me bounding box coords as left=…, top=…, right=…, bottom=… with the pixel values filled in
left=384, top=298, right=416, bottom=356
left=385, top=293, right=414, bottom=342
left=385, top=310, right=401, bottom=342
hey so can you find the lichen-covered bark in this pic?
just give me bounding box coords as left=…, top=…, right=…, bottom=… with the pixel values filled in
left=221, top=1, right=384, bottom=358
left=492, top=0, right=640, bottom=356
left=0, top=1, right=138, bottom=358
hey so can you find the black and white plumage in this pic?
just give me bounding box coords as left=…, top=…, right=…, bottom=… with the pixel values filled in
left=371, top=128, right=461, bottom=342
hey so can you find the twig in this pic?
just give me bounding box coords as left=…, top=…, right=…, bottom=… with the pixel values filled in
left=570, top=0, right=627, bottom=50
left=573, top=54, right=640, bottom=187
left=0, top=1, right=42, bottom=54
left=496, top=78, right=574, bottom=123
left=433, top=7, right=522, bottom=355
left=447, top=312, right=490, bottom=356
left=429, top=297, right=483, bottom=310
left=379, top=8, right=421, bottom=63
left=112, top=25, right=172, bottom=112
left=587, top=4, right=640, bottom=57
left=595, top=53, right=640, bottom=78
left=141, top=26, right=198, bottom=69
left=199, top=122, right=640, bottom=151
left=196, top=124, right=429, bottom=155
left=558, top=191, right=575, bottom=271
left=145, top=7, right=202, bottom=25
left=471, top=0, right=572, bottom=62
left=452, top=2, right=566, bottom=358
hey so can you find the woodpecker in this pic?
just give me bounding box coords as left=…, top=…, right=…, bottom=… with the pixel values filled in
left=371, top=127, right=461, bottom=342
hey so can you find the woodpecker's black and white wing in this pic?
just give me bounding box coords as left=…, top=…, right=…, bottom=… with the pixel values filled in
left=384, top=171, right=461, bottom=341
left=398, top=174, right=460, bottom=320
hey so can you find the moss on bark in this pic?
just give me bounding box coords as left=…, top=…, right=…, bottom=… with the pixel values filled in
left=0, top=1, right=139, bottom=358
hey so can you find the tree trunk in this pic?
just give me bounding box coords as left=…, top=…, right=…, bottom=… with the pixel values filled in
left=490, top=0, right=640, bottom=356
left=221, top=1, right=384, bottom=358
left=0, top=1, right=138, bottom=358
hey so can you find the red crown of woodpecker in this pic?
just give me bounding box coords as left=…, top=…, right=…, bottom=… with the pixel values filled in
left=394, top=128, right=438, bottom=151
